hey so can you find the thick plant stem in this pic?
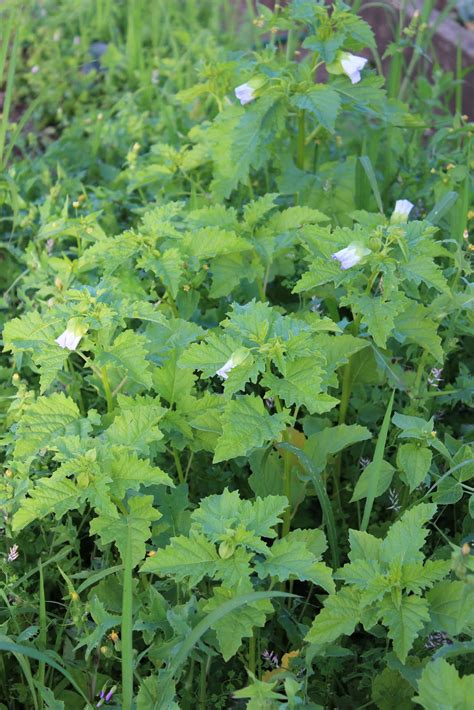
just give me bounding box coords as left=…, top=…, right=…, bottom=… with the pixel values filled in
left=198, top=657, right=210, bottom=710
left=121, top=528, right=134, bottom=710
left=248, top=634, right=256, bottom=675
left=332, top=358, right=353, bottom=502
left=172, top=447, right=185, bottom=484
left=271, top=384, right=293, bottom=537
left=101, top=367, right=114, bottom=414
left=296, top=110, right=306, bottom=170
left=282, top=450, right=292, bottom=537
left=38, top=562, right=46, bottom=710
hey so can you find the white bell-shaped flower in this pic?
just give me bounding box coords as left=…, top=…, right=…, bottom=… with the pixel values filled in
left=234, top=76, right=266, bottom=106
left=391, top=199, right=414, bottom=223
left=216, top=348, right=249, bottom=380
left=55, top=318, right=87, bottom=351
left=332, top=243, right=371, bottom=270
left=340, top=53, right=368, bottom=84
left=235, top=83, right=255, bottom=106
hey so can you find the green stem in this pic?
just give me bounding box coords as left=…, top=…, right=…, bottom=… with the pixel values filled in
left=285, top=27, right=296, bottom=62
left=269, top=370, right=292, bottom=535
left=198, top=657, right=210, bottom=710
left=413, top=349, right=429, bottom=402
left=101, top=367, right=114, bottom=413
left=296, top=110, right=306, bottom=170
left=172, top=447, right=185, bottom=484
left=282, top=449, right=292, bottom=537
left=248, top=634, right=256, bottom=675
left=361, top=390, right=395, bottom=532
left=37, top=562, right=46, bottom=709
left=121, top=525, right=134, bottom=710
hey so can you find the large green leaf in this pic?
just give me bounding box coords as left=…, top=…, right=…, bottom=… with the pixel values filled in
left=414, top=658, right=474, bottom=709
left=213, top=395, right=289, bottom=463
left=12, top=474, right=81, bottom=532
left=13, top=393, right=82, bottom=461
left=381, top=594, right=430, bottom=663
left=262, top=356, right=332, bottom=414
left=107, top=447, right=173, bottom=498
left=141, top=532, right=219, bottom=586
left=90, top=495, right=161, bottom=567
left=254, top=534, right=334, bottom=592
left=96, top=330, right=152, bottom=388
left=202, top=585, right=272, bottom=661
left=380, top=503, right=436, bottom=566
left=305, top=587, right=361, bottom=646
left=3, top=311, right=70, bottom=392
left=105, top=396, right=164, bottom=456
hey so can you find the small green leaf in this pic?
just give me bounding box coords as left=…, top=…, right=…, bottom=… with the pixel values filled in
left=397, top=443, right=432, bottom=492
left=351, top=460, right=395, bottom=502
left=291, top=86, right=341, bottom=133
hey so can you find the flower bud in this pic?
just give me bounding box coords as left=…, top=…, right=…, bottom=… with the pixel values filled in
left=218, top=540, right=235, bottom=559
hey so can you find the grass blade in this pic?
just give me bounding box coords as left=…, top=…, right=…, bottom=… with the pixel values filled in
left=360, top=390, right=395, bottom=531
left=277, top=442, right=339, bottom=568
left=0, top=639, right=91, bottom=705
left=121, top=524, right=134, bottom=710
left=358, top=156, right=384, bottom=214
left=37, top=562, right=46, bottom=706
left=168, top=591, right=294, bottom=680
left=426, top=191, right=458, bottom=225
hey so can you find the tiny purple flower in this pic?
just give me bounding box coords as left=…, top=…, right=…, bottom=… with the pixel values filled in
left=262, top=649, right=279, bottom=668
left=7, top=544, right=19, bottom=562
left=428, top=367, right=443, bottom=388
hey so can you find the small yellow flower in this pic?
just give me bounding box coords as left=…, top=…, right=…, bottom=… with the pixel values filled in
left=54, top=276, right=63, bottom=290
left=468, top=244, right=474, bottom=252
left=445, top=163, right=455, bottom=170
left=70, top=591, right=79, bottom=602
left=147, top=550, right=157, bottom=557
left=4, top=469, right=13, bottom=478
left=183, top=284, right=191, bottom=292
left=467, top=210, right=474, bottom=219
left=132, top=142, right=140, bottom=152
left=72, top=201, right=80, bottom=209
left=108, top=630, right=119, bottom=642
left=461, top=542, right=470, bottom=556
left=12, top=373, right=20, bottom=383
left=97, top=112, right=104, bottom=121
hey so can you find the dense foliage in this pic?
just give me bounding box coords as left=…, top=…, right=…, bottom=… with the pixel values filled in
left=0, top=1, right=473, bottom=708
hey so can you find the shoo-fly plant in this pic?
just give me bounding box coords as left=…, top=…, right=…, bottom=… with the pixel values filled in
left=0, top=1, right=472, bottom=708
